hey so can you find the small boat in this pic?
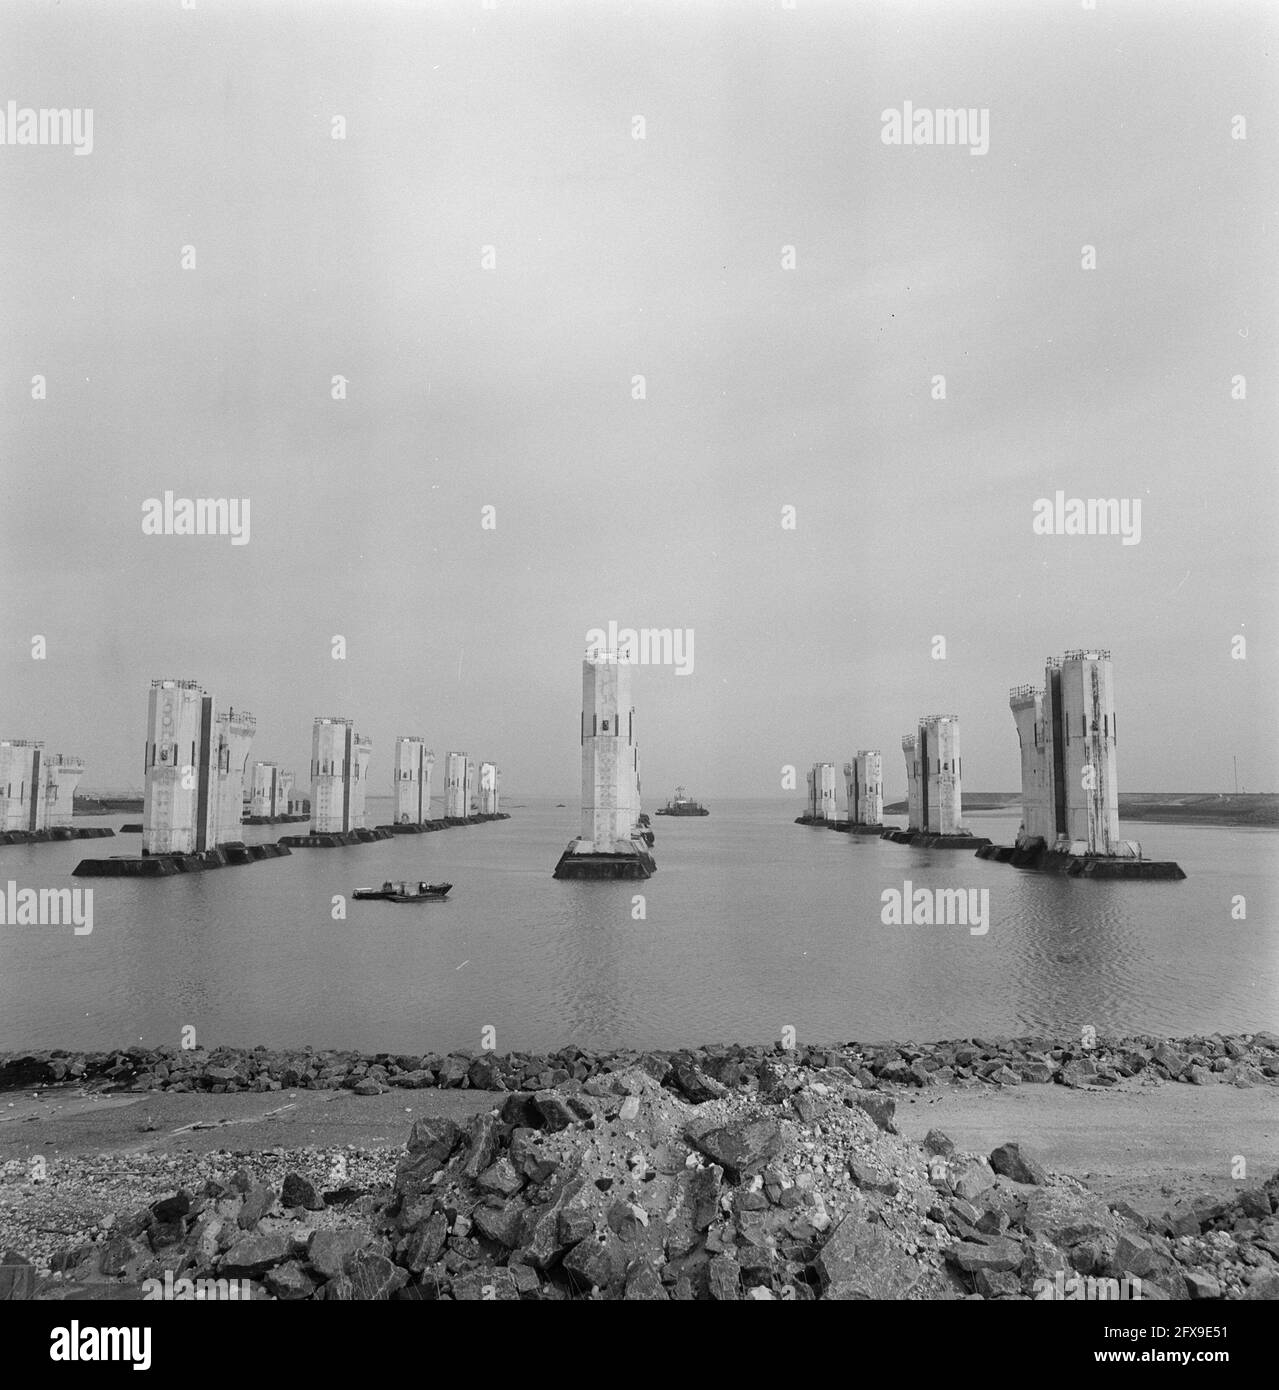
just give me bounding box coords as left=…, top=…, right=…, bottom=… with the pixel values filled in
left=654, top=786, right=709, bottom=817
left=354, top=880, right=452, bottom=902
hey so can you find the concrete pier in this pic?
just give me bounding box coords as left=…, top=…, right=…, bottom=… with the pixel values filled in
left=981, top=650, right=1184, bottom=879
left=310, top=717, right=371, bottom=834
left=213, top=708, right=256, bottom=846
left=393, top=737, right=435, bottom=826
left=846, top=750, right=884, bottom=830
left=0, top=825, right=114, bottom=846
left=974, top=839, right=1186, bottom=879
left=73, top=842, right=291, bottom=876
left=277, top=827, right=391, bottom=849
left=444, top=752, right=468, bottom=820
left=1, top=743, right=96, bottom=841
left=795, top=751, right=886, bottom=834
left=554, top=648, right=655, bottom=879
left=479, top=761, right=500, bottom=816
left=885, top=716, right=990, bottom=849
left=248, top=761, right=299, bottom=820
left=142, top=680, right=220, bottom=856
left=374, top=813, right=510, bottom=834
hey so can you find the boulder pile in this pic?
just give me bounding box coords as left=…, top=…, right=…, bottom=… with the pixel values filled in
left=3, top=1031, right=1276, bottom=1097
left=5, top=1055, right=1278, bottom=1301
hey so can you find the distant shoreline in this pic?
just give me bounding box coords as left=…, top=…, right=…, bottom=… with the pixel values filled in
left=882, top=792, right=1279, bottom=829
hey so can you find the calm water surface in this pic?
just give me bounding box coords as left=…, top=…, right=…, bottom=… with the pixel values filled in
left=1, top=798, right=1275, bottom=1052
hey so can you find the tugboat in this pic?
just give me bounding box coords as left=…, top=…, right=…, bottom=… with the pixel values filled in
left=654, top=786, right=709, bottom=817
left=354, top=880, right=452, bottom=902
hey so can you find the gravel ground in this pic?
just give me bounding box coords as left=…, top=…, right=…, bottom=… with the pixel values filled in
left=1, top=1143, right=399, bottom=1273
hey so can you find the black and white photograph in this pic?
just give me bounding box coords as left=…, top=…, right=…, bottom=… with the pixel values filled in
left=0, top=0, right=1275, bottom=1356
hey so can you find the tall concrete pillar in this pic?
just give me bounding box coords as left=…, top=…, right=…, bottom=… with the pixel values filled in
left=463, top=757, right=477, bottom=818
left=144, top=679, right=218, bottom=854
left=0, top=741, right=46, bottom=832
left=1045, top=649, right=1121, bottom=855
left=42, top=754, right=85, bottom=829
left=351, top=734, right=372, bottom=830
left=901, top=735, right=921, bottom=831
left=311, top=717, right=359, bottom=834
left=479, top=761, right=499, bottom=815
left=444, top=752, right=468, bottom=819
left=1010, top=686, right=1053, bottom=845
left=578, top=652, right=636, bottom=850
left=250, top=762, right=280, bottom=817
left=918, top=715, right=962, bottom=835
left=554, top=648, right=654, bottom=877
left=213, top=708, right=255, bottom=845
left=845, top=750, right=883, bottom=826
left=810, top=762, right=838, bottom=823
left=395, top=737, right=433, bottom=824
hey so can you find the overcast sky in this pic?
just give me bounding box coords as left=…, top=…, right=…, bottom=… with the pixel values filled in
left=2, top=0, right=1275, bottom=798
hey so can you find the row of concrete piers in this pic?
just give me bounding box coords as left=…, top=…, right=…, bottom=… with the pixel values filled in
left=60, top=677, right=507, bottom=877
left=796, top=650, right=1183, bottom=878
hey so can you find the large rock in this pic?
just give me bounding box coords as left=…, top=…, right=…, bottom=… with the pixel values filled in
left=345, top=1250, right=408, bottom=1300
left=467, top=1054, right=506, bottom=1090
left=406, top=1115, right=463, bottom=1163
left=1020, top=1186, right=1111, bottom=1245
left=396, top=1116, right=464, bottom=1193
left=1184, top=1270, right=1222, bottom=1299
left=1110, top=1231, right=1162, bottom=1279
left=237, top=1183, right=276, bottom=1229
left=946, top=1238, right=1024, bottom=1274
left=149, top=1191, right=191, bottom=1224
left=1058, top=1058, right=1098, bottom=1088
left=922, top=1129, right=955, bottom=1158
left=670, top=1060, right=728, bottom=1103
left=477, top=1158, right=524, bottom=1198
left=517, top=1174, right=588, bottom=1270
left=1152, top=1042, right=1188, bottom=1078
left=989, top=1142, right=1048, bottom=1186
left=220, top=1232, right=291, bottom=1277
left=460, top=1114, right=501, bottom=1180
left=851, top=1093, right=898, bottom=1133
left=624, top=1261, right=669, bottom=1300
left=307, top=1227, right=371, bottom=1280
left=533, top=1092, right=578, bottom=1132
left=264, top=1261, right=317, bottom=1300
left=818, top=1217, right=919, bottom=1299
left=0, top=1250, right=37, bottom=1300
left=473, top=1199, right=527, bottom=1248
left=689, top=1118, right=783, bottom=1179
left=708, top=1254, right=741, bottom=1301
left=686, top=1163, right=723, bottom=1231
left=281, top=1173, right=324, bottom=1211
left=398, top=1213, right=449, bottom=1272
left=562, top=1228, right=627, bottom=1293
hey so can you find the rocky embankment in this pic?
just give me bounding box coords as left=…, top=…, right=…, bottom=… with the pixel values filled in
left=2, top=1040, right=1278, bottom=1301
left=3, top=1031, right=1278, bottom=1097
